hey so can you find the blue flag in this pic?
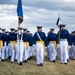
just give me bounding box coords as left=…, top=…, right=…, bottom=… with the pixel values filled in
left=17, top=0, right=23, bottom=25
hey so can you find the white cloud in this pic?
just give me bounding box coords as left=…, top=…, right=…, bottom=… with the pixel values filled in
left=0, top=3, right=75, bottom=34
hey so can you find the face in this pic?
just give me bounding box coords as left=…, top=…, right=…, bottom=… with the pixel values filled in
left=23, top=30, right=27, bottom=33
left=6, top=33, right=9, bottom=35
left=27, top=32, right=30, bottom=34
left=37, top=28, right=42, bottom=32
left=0, top=29, right=2, bottom=33
left=11, top=30, right=14, bottom=33
left=61, top=26, right=65, bottom=30
left=2, top=31, right=5, bottom=33
left=51, top=30, right=54, bottom=33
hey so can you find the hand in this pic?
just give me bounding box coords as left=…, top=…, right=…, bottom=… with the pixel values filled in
left=68, top=45, right=71, bottom=48
left=47, top=45, right=49, bottom=48
left=57, top=44, right=59, bottom=47
left=33, top=45, right=36, bottom=49
left=18, top=31, right=21, bottom=34
left=8, top=43, right=10, bottom=46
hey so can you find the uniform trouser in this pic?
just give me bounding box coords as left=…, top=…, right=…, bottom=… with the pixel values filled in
left=15, top=50, right=17, bottom=60
left=9, top=44, right=12, bottom=57
left=2, top=42, right=7, bottom=60
left=36, top=43, right=44, bottom=64
left=49, top=43, right=56, bottom=61
left=72, top=45, right=75, bottom=59
left=32, top=46, right=34, bottom=56
left=5, top=46, right=9, bottom=59
left=0, top=49, right=1, bottom=61
left=23, top=44, right=28, bottom=61
left=29, top=46, right=33, bottom=57
left=29, top=47, right=31, bottom=57
left=16, top=41, right=24, bottom=63
left=69, top=45, right=73, bottom=58
left=60, top=40, right=68, bottom=63
left=66, top=50, right=69, bottom=60
left=27, top=47, right=30, bottom=58
left=10, top=43, right=15, bottom=62
left=46, top=46, right=50, bottom=59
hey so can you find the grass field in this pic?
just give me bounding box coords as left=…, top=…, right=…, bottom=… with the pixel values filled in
left=0, top=52, right=75, bottom=75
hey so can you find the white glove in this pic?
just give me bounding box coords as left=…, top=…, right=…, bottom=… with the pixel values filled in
left=69, top=45, right=71, bottom=48
left=33, top=44, right=36, bottom=49
left=18, top=31, right=21, bottom=35
left=57, top=44, right=59, bottom=47
left=47, top=45, right=49, bottom=48
left=8, top=43, right=10, bottom=46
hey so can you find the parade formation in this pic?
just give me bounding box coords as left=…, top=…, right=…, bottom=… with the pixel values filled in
left=0, top=0, right=75, bottom=67
left=0, top=25, right=75, bottom=67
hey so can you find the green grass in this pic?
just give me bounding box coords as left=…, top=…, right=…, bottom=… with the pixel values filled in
left=0, top=52, right=75, bottom=75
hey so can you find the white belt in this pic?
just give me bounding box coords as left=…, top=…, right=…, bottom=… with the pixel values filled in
left=60, top=39, right=67, bottom=41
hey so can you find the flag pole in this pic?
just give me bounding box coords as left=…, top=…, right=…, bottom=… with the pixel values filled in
left=56, top=9, right=62, bottom=44
left=58, top=25, right=61, bottom=44
left=18, top=19, right=20, bottom=46
left=17, top=0, right=23, bottom=46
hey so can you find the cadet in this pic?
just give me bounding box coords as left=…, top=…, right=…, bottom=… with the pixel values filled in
left=9, top=28, right=16, bottom=63
left=1, top=29, right=7, bottom=61
left=5, top=31, right=10, bottom=60
left=15, top=30, right=18, bottom=61
left=47, top=29, right=57, bottom=62
left=57, top=24, right=70, bottom=64
left=71, top=31, right=75, bottom=59
left=16, top=27, right=24, bottom=65
left=23, top=28, right=29, bottom=63
left=69, top=32, right=74, bottom=58
left=34, top=26, right=48, bottom=66
left=29, top=33, right=35, bottom=58
left=0, top=28, right=3, bottom=61
left=46, top=32, right=50, bottom=59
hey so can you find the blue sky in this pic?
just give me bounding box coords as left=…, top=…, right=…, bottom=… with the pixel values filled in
left=0, top=0, right=75, bottom=34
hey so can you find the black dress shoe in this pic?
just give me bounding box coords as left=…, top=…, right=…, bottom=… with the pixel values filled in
left=30, top=56, right=33, bottom=59
left=15, top=59, right=17, bottom=61
left=1, top=59, right=5, bottom=61
left=11, top=62, right=14, bottom=63
left=67, top=59, right=69, bottom=62
left=8, top=56, right=11, bottom=59
left=60, top=63, right=63, bottom=64
left=48, top=58, right=49, bottom=60
left=64, top=63, right=67, bottom=65
left=24, top=60, right=27, bottom=63
left=40, top=63, right=43, bottom=67
left=19, top=62, right=22, bottom=65
left=28, top=58, right=31, bottom=60
left=37, top=64, right=40, bottom=66
left=53, top=60, right=55, bottom=63
left=32, top=55, right=34, bottom=57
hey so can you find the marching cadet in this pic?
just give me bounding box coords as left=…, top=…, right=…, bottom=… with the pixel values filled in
left=29, top=33, right=35, bottom=58
left=34, top=26, right=48, bottom=66
left=57, top=24, right=71, bottom=64
left=16, top=27, right=24, bottom=65
left=26, top=30, right=30, bottom=60
left=15, top=30, right=18, bottom=61
left=23, top=28, right=29, bottom=63
left=46, top=32, right=50, bottom=59
left=9, top=28, right=16, bottom=63
left=69, top=32, right=74, bottom=59
left=71, top=31, right=75, bottom=60
left=1, top=29, right=7, bottom=61
left=47, top=28, right=57, bottom=62
left=5, top=31, right=10, bottom=60
left=0, top=28, right=3, bottom=61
